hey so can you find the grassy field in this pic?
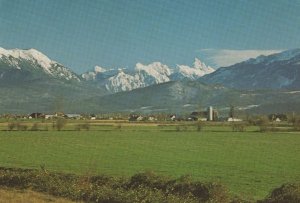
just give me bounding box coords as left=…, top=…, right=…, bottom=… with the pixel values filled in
left=0, top=122, right=299, bottom=200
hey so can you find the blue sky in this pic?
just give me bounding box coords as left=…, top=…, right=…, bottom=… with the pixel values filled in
left=1, top=0, right=300, bottom=73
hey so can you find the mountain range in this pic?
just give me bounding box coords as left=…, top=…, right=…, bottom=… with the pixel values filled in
left=1, top=47, right=300, bottom=114
left=201, top=49, right=300, bottom=90
left=81, top=58, right=214, bottom=93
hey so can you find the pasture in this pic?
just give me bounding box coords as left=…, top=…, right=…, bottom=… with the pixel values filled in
left=0, top=121, right=299, bottom=200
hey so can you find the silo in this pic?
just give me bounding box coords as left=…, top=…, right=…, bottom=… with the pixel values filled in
left=207, top=106, right=213, bottom=121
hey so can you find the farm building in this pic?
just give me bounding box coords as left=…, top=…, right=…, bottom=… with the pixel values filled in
left=190, top=106, right=218, bottom=121
left=29, top=113, right=44, bottom=119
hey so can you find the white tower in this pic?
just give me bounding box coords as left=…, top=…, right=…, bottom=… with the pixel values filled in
left=208, top=106, right=213, bottom=121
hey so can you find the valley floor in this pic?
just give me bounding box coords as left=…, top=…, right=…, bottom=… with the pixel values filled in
left=0, top=121, right=299, bottom=200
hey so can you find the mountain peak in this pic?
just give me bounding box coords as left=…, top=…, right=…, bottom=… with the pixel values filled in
left=202, top=48, right=300, bottom=90
left=0, top=47, right=53, bottom=72
left=0, top=47, right=80, bottom=82
left=135, top=62, right=172, bottom=78
left=246, top=48, right=300, bottom=65
left=194, top=58, right=214, bottom=71
left=194, top=58, right=204, bottom=67
left=94, top=65, right=107, bottom=73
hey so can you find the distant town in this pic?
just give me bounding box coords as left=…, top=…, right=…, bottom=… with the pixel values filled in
left=0, top=106, right=290, bottom=123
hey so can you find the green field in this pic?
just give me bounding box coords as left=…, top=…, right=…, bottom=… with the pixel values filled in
left=0, top=123, right=299, bottom=200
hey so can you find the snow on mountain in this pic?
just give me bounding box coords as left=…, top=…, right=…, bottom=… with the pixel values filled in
left=0, top=47, right=218, bottom=93
left=82, top=58, right=215, bottom=93
left=201, top=49, right=300, bottom=90
left=104, top=63, right=172, bottom=92
left=0, top=47, right=52, bottom=72
left=105, top=70, right=143, bottom=92
left=246, top=48, right=300, bottom=65
left=171, top=58, right=215, bottom=80
left=81, top=65, right=108, bottom=80
left=135, top=62, right=172, bottom=83
left=194, top=58, right=215, bottom=73
left=0, top=47, right=80, bottom=81
left=94, top=65, right=107, bottom=73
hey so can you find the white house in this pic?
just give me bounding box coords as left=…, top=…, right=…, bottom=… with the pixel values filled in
left=228, top=117, right=243, bottom=122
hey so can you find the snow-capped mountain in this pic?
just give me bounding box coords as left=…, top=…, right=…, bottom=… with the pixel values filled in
left=83, top=58, right=214, bottom=93
left=104, top=62, right=172, bottom=92
left=105, top=70, right=143, bottom=92
left=2, top=47, right=300, bottom=114
left=171, top=58, right=215, bottom=80
left=135, top=62, right=172, bottom=84
left=245, top=48, right=300, bottom=65
left=0, top=47, right=108, bottom=113
left=0, top=47, right=80, bottom=82
left=201, top=49, right=300, bottom=90
left=81, top=65, right=110, bottom=81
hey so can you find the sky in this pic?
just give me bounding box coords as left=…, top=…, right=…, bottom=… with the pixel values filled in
left=1, top=0, right=300, bottom=73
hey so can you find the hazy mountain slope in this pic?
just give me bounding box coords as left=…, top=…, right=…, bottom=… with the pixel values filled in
left=78, top=81, right=232, bottom=113
left=201, top=49, right=300, bottom=90
left=0, top=77, right=107, bottom=113
left=80, top=81, right=300, bottom=114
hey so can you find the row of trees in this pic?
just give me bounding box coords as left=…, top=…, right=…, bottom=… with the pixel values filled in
left=7, top=119, right=91, bottom=131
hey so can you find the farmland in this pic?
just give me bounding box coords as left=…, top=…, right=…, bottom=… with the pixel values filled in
left=0, top=121, right=299, bottom=200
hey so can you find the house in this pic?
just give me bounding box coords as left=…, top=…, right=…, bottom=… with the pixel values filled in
left=190, top=111, right=208, bottom=121
left=148, top=116, right=156, bottom=121
left=45, top=114, right=55, bottom=119
left=268, top=114, right=287, bottom=122
left=190, top=107, right=218, bottom=121
left=169, top=114, right=176, bottom=121
left=136, top=116, right=144, bottom=121
left=129, top=114, right=139, bottom=121
left=29, top=113, right=44, bottom=119
left=90, top=114, right=96, bottom=120
left=227, top=117, right=243, bottom=122
left=55, top=112, right=65, bottom=117
left=65, top=114, right=81, bottom=119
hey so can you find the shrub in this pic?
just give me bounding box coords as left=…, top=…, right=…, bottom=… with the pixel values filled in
left=232, top=123, right=245, bottom=132
left=127, top=171, right=230, bottom=203
left=31, top=123, right=40, bottom=131
left=257, top=116, right=269, bottom=132
left=115, top=124, right=122, bottom=130
left=127, top=171, right=170, bottom=190
left=175, top=125, right=189, bottom=132
left=259, top=183, right=300, bottom=203
left=182, top=125, right=188, bottom=131
left=44, top=125, right=49, bottom=131
left=16, top=123, right=28, bottom=131
left=75, top=122, right=91, bottom=131
left=293, top=118, right=300, bottom=131
left=0, top=167, right=232, bottom=203
left=7, top=122, right=28, bottom=131
left=55, top=118, right=67, bottom=131
left=75, top=124, right=81, bottom=131
left=7, top=122, right=16, bottom=131
left=196, top=121, right=203, bottom=132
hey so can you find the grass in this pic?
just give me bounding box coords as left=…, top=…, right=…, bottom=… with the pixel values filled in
left=0, top=187, right=75, bottom=203
left=0, top=123, right=299, bottom=200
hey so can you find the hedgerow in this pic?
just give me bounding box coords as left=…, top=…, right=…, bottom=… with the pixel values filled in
left=0, top=167, right=230, bottom=203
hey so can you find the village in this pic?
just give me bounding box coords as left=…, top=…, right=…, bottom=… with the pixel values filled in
left=0, top=106, right=289, bottom=123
